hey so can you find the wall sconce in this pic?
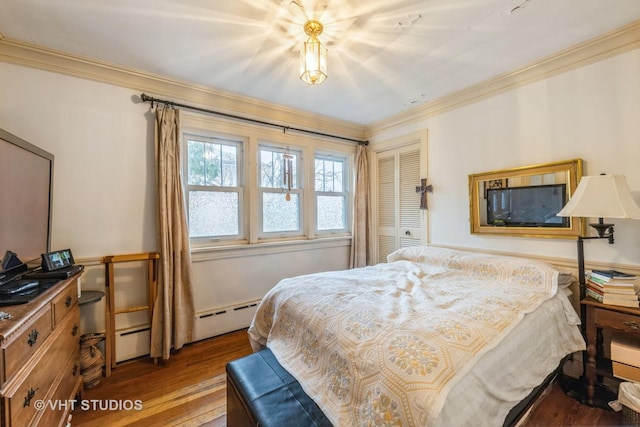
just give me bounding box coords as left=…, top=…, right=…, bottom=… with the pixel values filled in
left=300, top=20, right=327, bottom=85
left=558, top=174, right=640, bottom=302
left=557, top=174, right=640, bottom=406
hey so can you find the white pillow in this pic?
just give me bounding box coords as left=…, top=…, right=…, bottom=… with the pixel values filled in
left=558, top=273, right=575, bottom=289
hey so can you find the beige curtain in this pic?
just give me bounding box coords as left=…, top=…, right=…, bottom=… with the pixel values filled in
left=350, top=144, right=371, bottom=268
left=150, top=106, right=195, bottom=360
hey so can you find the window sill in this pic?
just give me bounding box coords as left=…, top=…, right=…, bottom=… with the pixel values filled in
left=190, top=235, right=352, bottom=262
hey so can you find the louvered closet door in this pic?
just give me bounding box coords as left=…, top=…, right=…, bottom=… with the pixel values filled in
left=376, top=144, right=422, bottom=263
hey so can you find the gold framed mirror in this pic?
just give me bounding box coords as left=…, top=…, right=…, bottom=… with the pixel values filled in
left=469, top=159, right=584, bottom=239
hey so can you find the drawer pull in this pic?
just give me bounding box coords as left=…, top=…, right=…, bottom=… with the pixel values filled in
left=27, top=329, right=40, bottom=347
left=65, top=296, right=73, bottom=307
left=72, top=324, right=79, bottom=336
left=23, top=388, right=37, bottom=407
left=624, top=321, right=640, bottom=331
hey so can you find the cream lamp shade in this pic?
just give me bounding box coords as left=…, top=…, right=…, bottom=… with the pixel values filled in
left=557, top=175, right=640, bottom=219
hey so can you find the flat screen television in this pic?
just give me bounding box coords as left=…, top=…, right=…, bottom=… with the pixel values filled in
left=486, top=183, right=569, bottom=227
left=0, top=128, right=54, bottom=282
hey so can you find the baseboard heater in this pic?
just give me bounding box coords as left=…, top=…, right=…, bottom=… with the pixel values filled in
left=120, top=326, right=150, bottom=336
left=115, top=324, right=151, bottom=363
left=113, top=299, right=261, bottom=361
left=194, top=299, right=261, bottom=341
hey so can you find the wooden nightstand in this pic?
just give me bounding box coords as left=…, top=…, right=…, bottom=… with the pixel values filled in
left=582, top=297, right=640, bottom=406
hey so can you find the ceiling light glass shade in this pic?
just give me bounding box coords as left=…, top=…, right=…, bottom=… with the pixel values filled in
left=557, top=175, right=640, bottom=219
left=300, top=20, right=327, bottom=85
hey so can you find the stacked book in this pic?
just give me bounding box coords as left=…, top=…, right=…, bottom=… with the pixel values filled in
left=586, top=269, right=639, bottom=308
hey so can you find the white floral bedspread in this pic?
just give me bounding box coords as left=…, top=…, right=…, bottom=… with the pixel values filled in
left=248, top=247, right=563, bottom=426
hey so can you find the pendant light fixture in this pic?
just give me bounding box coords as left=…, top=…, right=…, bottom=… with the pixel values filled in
left=300, top=20, right=327, bottom=85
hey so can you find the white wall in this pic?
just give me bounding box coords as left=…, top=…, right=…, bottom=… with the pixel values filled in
left=369, top=49, right=640, bottom=268
left=3, top=43, right=640, bottom=353
left=0, top=62, right=351, bottom=350
left=0, top=63, right=156, bottom=257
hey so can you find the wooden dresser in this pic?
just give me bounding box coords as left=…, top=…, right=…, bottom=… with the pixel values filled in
left=0, top=275, right=82, bottom=427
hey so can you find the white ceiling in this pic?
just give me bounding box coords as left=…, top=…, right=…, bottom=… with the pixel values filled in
left=2, top=0, right=640, bottom=126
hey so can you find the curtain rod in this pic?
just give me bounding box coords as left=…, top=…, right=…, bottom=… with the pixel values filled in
left=139, top=93, right=369, bottom=146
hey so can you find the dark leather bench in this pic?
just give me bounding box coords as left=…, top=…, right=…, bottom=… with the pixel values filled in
left=226, top=348, right=332, bottom=427
left=226, top=348, right=551, bottom=426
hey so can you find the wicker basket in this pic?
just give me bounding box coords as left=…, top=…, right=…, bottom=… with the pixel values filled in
left=80, top=332, right=105, bottom=348
left=619, top=382, right=640, bottom=427
left=82, top=364, right=103, bottom=389
left=623, top=405, right=640, bottom=427
left=80, top=332, right=105, bottom=388
left=80, top=345, right=103, bottom=370
left=80, top=346, right=104, bottom=389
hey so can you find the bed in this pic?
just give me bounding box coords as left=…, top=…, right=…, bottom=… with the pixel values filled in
left=247, top=246, right=585, bottom=426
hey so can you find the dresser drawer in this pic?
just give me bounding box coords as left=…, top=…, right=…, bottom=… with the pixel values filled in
left=51, top=345, right=81, bottom=406
left=593, top=307, right=640, bottom=335
left=35, top=350, right=82, bottom=427
left=1, top=305, right=52, bottom=386
left=3, top=309, right=80, bottom=427
left=52, top=281, right=78, bottom=328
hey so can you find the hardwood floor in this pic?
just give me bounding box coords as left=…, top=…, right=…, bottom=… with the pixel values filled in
left=71, top=329, right=253, bottom=426
left=523, top=382, right=623, bottom=426
left=71, top=329, right=624, bottom=426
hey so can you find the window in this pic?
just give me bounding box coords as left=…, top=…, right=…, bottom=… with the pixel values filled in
left=181, top=124, right=353, bottom=246
left=259, top=146, right=303, bottom=236
left=183, top=134, right=243, bottom=241
left=315, top=155, right=349, bottom=233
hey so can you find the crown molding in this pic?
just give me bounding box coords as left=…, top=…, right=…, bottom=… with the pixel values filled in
left=0, top=37, right=366, bottom=142
left=367, top=20, right=640, bottom=137
left=3, top=20, right=639, bottom=141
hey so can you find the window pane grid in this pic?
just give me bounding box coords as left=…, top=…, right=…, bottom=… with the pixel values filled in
left=315, top=156, right=348, bottom=232
left=185, top=134, right=242, bottom=240
left=315, top=158, right=344, bottom=192
left=259, top=146, right=302, bottom=235
left=187, top=139, right=240, bottom=185
left=260, top=149, right=298, bottom=189
left=221, top=144, right=237, bottom=186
